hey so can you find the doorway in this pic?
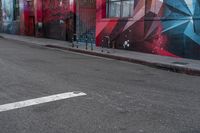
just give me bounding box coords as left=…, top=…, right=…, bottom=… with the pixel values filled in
left=26, top=0, right=35, bottom=36
left=27, top=16, right=35, bottom=36
left=65, top=12, right=75, bottom=42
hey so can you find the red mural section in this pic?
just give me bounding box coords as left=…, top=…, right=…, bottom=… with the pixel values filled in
left=96, top=0, right=179, bottom=57
left=24, top=0, right=35, bottom=36
left=34, top=0, right=43, bottom=37
left=96, top=0, right=145, bottom=49
left=42, top=0, right=73, bottom=40
left=21, top=0, right=75, bottom=39
left=143, top=0, right=177, bottom=57
left=19, top=0, right=36, bottom=36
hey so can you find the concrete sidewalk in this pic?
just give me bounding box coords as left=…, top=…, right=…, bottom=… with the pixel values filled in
left=1, top=33, right=200, bottom=76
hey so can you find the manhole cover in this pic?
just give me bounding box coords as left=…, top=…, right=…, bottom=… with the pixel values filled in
left=172, top=62, right=188, bottom=66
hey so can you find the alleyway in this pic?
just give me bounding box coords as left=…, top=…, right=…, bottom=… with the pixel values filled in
left=0, top=38, right=200, bottom=133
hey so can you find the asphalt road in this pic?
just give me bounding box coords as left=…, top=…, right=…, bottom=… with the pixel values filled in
left=0, top=38, right=200, bottom=133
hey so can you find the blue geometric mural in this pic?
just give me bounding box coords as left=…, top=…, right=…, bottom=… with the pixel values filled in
left=162, top=0, right=200, bottom=45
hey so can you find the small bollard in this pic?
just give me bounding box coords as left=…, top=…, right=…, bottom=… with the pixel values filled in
left=72, top=37, right=74, bottom=47
left=91, top=38, right=93, bottom=50
left=76, top=36, right=79, bottom=48
left=101, top=39, right=104, bottom=48
left=101, top=39, right=104, bottom=52
left=85, top=35, right=88, bottom=50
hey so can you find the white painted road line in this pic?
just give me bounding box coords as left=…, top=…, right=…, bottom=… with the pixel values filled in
left=0, top=91, right=87, bottom=113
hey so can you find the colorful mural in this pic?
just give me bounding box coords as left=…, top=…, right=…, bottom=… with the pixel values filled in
left=96, top=0, right=200, bottom=59
left=43, top=0, right=73, bottom=40
left=23, top=0, right=35, bottom=36
left=1, top=0, right=14, bottom=33
left=1, top=0, right=22, bottom=34
left=2, top=0, right=13, bottom=21
left=1, top=0, right=200, bottom=60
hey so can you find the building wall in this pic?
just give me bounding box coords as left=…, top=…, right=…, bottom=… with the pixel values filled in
left=23, top=0, right=35, bottom=36
left=41, top=0, right=96, bottom=41
left=96, top=0, right=200, bottom=60
left=1, top=0, right=20, bottom=34
left=42, top=0, right=72, bottom=40
left=0, top=0, right=2, bottom=32
left=1, top=0, right=200, bottom=60
left=76, top=0, right=96, bottom=43
left=1, top=0, right=75, bottom=40
left=34, top=0, right=43, bottom=37
left=0, top=0, right=35, bottom=36
left=0, top=0, right=1, bottom=20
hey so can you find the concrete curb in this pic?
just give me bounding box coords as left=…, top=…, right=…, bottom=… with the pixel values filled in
left=44, top=45, right=200, bottom=76
left=0, top=34, right=199, bottom=76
